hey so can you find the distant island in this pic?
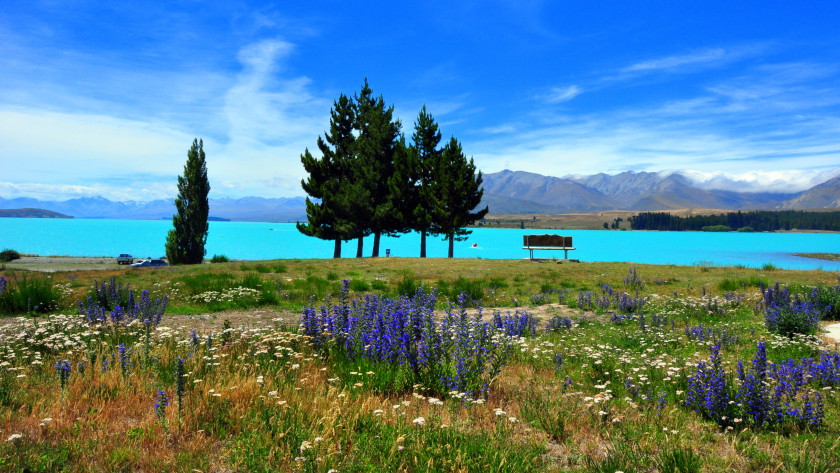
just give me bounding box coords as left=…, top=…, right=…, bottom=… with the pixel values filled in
left=0, top=208, right=73, bottom=218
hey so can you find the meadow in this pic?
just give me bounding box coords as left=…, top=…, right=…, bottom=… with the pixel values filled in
left=0, top=258, right=839, bottom=472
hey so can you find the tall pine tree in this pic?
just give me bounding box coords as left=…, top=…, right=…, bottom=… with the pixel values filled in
left=297, top=94, right=361, bottom=258
left=430, top=137, right=489, bottom=258
left=165, top=138, right=210, bottom=264
left=354, top=79, right=403, bottom=257
left=409, top=106, right=442, bottom=257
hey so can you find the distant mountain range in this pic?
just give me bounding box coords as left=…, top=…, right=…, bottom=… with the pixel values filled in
left=1, top=171, right=839, bottom=221
left=0, top=196, right=308, bottom=222
left=479, top=170, right=840, bottom=214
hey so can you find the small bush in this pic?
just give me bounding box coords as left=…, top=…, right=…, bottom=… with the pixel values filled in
left=349, top=279, right=371, bottom=292
left=0, top=249, right=21, bottom=262
left=701, top=225, right=732, bottom=232
left=761, top=282, right=820, bottom=336
left=718, top=276, right=767, bottom=291
left=815, top=285, right=840, bottom=320
left=210, top=254, right=230, bottom=263
left=395, top=272, right=418, bottom=297
left=0, top=274, right=61, bottom=315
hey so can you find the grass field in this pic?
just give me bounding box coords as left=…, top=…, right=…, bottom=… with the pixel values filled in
left=1, top=258, right=839, bottom=472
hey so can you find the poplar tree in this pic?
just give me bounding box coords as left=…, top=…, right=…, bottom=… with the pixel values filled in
left=297, top=94, right=360, bottom=258
left=430, top=137, right=489, bottom=258
left=354, top=79, right=403, bottom=257
left=165, top=138, right=210, bottom=264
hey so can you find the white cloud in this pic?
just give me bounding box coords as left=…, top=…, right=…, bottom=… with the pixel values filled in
left=677, top=169, right=836, bottom=193
left=544, top=85, right=582, bottom=103
left=623, top=48, right=727, bottom=73
left=0, top=38, right=330, bottom=201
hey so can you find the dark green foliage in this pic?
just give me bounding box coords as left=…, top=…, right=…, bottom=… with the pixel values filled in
left=406, top=105, right=443, bottom=257
left=354, top=79, right=404, bottom=257
left=297, top=86, right=489, bottom=259
left=0, top=249, right=21, bottom=262
left=718, top=276, right=767, bottom=291
left=429, top=137, right=489, bottom=257
left=348, top=278, right=370, bottom=291
left=630, top=210, right=840, bottom=231
left=165, top=139, right=210, bottom=265
left=210, top=254, right=229, bottom=263
left=0, top=439, right=74, bottom=472
left=437, top=277, right=486, bottom=305
left=701, top=225, right=732, bottom=232
left=0, top=275, right=60, bottom=315
left=658, top=447, right=702, bottom=473
left=815, top=285, right=840, bottom=320
left=395, top=272, right=418, bottom=297
left=297, top=93, right=361, bottom=258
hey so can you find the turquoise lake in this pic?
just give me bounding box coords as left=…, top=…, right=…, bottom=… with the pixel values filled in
left=0, top=218, right=838, bottom=270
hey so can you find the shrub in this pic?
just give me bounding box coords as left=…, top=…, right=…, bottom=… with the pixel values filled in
left=0, top=249, right=21, bottom=262
left=210, top=254, right=230, bottom=263
left=0, top=274, right=61, bottom=315
left=761, top=282, right=820, bottom=336
left=814, top=285, right=840, bottom=320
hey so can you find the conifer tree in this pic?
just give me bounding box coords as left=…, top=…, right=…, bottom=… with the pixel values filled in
left=430, top=137, right=489, bottom=258
left=354, top=79, right=403, bottom=257
left=409, top=106, right=443, bottom=257
left=297, top=94, right=360, bottom=258
left=165, top=138, right=210, bottom=264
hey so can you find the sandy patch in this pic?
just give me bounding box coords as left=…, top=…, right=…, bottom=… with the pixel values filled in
left=823, top=322, right=840, bottom=345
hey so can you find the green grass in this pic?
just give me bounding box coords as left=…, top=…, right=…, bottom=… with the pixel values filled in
left=1, top=259, right=839, bottom=471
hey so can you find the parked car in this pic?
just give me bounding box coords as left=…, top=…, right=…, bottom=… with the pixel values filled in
left=129, top=259, right=168, bottom=268
left=116, top=253, right=134, bottom=265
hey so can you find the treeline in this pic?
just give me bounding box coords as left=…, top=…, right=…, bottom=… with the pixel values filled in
left=629, top=210, right=840, bottom=232
left=298, top=80, right=488, bottom=258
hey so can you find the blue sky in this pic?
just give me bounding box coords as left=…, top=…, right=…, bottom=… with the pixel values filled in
left=2, top=1, right=840, bottom=201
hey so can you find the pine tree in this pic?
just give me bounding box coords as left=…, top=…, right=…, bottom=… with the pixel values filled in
left=430, top=137, right=489, bottom=258
left=165, top=138, right=211, bottom=264
left=297, top=94, right=361, bottom=258
left=354, top=79, right=403, bottom=257
left=409, top=106, right=443, bottom=257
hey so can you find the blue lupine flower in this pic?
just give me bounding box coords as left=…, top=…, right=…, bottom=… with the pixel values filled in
left=155, top=390, right=169, bottom=419
left=55, top=360, right=72, bottom=389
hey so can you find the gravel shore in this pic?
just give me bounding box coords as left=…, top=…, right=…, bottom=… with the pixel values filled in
left=3, top=256, right=124, bottom=272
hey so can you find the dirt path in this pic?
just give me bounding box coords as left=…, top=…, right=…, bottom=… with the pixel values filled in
left=824, top=322, right=840, bottom=345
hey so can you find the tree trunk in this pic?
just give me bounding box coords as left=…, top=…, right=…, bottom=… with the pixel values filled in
left=448, top=233, right=454, bottom=258
left=356, top=236, right=364, bottom=258
left=333, top=238, right=341, bottom=258
left=420, top=231, right=427, bottom=258
left=371, top=232, right=381, bottom=257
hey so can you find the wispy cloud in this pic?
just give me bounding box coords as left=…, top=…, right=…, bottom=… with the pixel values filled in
left=543, top=85, right=582, bottom=103
left=0, top=34, right=330, bottom=201
left=623, top=48, right=727, bottom=73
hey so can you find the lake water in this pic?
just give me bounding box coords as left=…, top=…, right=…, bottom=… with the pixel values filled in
left=1, top=218, right=838, bottom=270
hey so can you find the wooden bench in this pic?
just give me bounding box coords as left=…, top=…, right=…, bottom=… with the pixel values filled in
left=523, top=234, right=576, bottom=260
